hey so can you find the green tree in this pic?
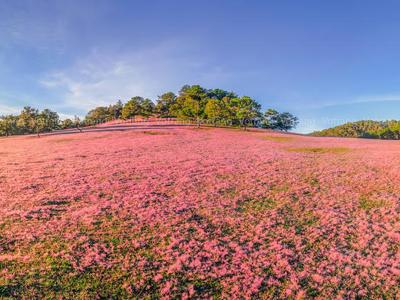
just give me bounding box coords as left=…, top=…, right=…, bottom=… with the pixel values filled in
left=108, top=100, right=124, bottom=119
left=17, top=106, right=39, bottom=134
left=205, top=99, right=228, bottom=126
left=74, top=115, right=83, bottom=132
left=61, top=118, right=74, bottom=129
left=84, top=100, right=124, bottom=125
left=121, top=97, right=155, bottom=119
left=179, top=85, right=207, bottom=100
left=121, top=97, right=144, bottom=119
left=262, top=109, right=298, bottom=131
left=34, top=113, right=47, bottom=137
left=207, top=89, right=237, bottom=100
left=141, top=98, right=155, bottom=118
left=155, top=92, right=177, bottom=117
left=277, top=112, right=298, bottom=131
left=0, top=115, right=18, bottom=136
left=172, top=88, right=262, bottom=128
left=170, top=96, right=199, bottom=120
left=233, top=96, right=261, bottom=129
left=85, top=106, right=110, bottom=124
left=38, top=109, right=59, bottom=132
left=178, top=85, right=208, bottom=121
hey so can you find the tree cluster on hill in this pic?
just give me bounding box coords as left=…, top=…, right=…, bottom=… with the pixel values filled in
left=0, top=84, right=298, bottom=136
left=311, top=120, right=400, bottom=139
left=84, top=101, right=124, bottom=124
left=83, top=85, right=298, bottom=130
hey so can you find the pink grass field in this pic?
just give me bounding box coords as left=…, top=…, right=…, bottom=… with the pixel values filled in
left=1, top=126, right=400, bottom=298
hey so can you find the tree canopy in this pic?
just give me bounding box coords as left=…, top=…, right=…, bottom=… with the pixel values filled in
left=262, top=109, right=299, bottom=131
left=155, top=92, right=177, bottom=117
left=121, top=96, right=155, bottom=119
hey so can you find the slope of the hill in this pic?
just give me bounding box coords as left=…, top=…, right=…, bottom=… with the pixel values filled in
left=1, top=126, right=400, bottom=298
left=311, top=120, right=400, bottom=139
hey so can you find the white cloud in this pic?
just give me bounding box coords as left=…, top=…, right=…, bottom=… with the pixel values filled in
left=0, top=104, right=20, bottom=115
left=58, top=113, right=77, bottom=120
left=40, top=41, right=234, bottom=113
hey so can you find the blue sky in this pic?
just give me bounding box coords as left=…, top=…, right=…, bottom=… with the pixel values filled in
left=1, top=0, right=400, bottom=132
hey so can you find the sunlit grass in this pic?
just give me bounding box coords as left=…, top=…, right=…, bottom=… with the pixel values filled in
left=262, top=135, right=294, bottom=142
left=359, top=196, right=392, bottom=210
left=286, top=147, right=350, bottom=154
left=51, top=138, right=77, bottom=143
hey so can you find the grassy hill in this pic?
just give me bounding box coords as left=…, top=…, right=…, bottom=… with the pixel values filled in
left=1, top=126, right=400, bottom=298
left=311, top=120, right=400, bottom=139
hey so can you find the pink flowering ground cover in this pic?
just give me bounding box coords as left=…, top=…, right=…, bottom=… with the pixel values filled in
left=1, top=126, right=400, bottom=299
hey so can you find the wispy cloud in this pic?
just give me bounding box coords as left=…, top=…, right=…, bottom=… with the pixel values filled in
left=352, top=93, right=400, bottom=104
left=40, top=40, right=234, bottom=113
left=0, top=104, right=20, bottom=115
left=309, top=93, right=400, bottom=110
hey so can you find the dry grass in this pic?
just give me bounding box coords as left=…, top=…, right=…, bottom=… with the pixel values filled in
left=87, top=134, right=115, bottom=140
left=286, top=147, right=350, bottom=154
left=237, top=197, right=277, bottom=213
left=142, top=131, right=169, bottom=135
left=50, top=138, right=77, bottom=143
left=190, top=127, right=214, bottom=131
left=359, top=196, right=392, bottom=210
left=262, top=135, right=294, bottom=142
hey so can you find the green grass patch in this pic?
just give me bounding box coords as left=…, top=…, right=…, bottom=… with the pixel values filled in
left=215, top=173, right=231, bottom=180
left=236, top=197, right=276, bottom=213
left=359, top=196, right=392, bottom=210
left=192, top=278, right=222, bottom=298
left=218, top=187, right=237, bottom=197
left=309, top=177, right=320, bottom=186
left=43, top=200, right=70, bottom=206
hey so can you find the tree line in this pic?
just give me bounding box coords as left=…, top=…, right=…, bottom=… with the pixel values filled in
left=0, top=107, right=63, bottom=137
left=311, top=120, right=400, bottom=139
left=0, top=84, right=298, bottom=136
left=85, top=85, right=298, bottom=130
